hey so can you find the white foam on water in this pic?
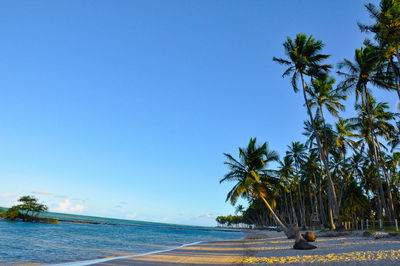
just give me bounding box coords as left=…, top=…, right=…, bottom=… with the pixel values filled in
left=47, top=241, right=204, bottom=266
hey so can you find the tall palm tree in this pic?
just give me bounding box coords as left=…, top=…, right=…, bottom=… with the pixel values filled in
left=278, top=155, right=297, bottom=224
left=308, top=75, right=347, bottom=205
left=286, top=142, right=307, bottom=228
left=338, top=46, right=395, bottom=220
left=273, top=33, right=341, bottom=229
left=349, top=99, right=398, bottom=220
left=301, top=150, right=323, bottom=227
left=220, top=138, right=289, bottom=235
left=308, top=75, right=347, bottom=151
left=335, top=119, right=358, bottom=159
left=359, top=0, right=400, bottom=102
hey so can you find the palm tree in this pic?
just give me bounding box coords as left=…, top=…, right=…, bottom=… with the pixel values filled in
left=286, top=141, right=307, bottom=228
left=273, top=33, right=341, bottom=229
left=308, top=75, right=347, bottom=158
left=301, top=151, right=324, bottom=227
left=349, top=99, right=398, bottom=220
left=335, top=119, right=358, bottom=159
left=308, top=76, right=347, bottom=223
left=340, top=179, right=369, bottom=224
left=338, top=45, right=396, bottom=220
left=278, top=155, right=298, bottom=224
left=220, top=138, right=289, bottom=235
left=359, top=0, right=400, bottom=102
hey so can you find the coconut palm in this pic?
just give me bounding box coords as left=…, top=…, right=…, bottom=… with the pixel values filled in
left=349, top=99, right=398, bottom=220
left=335, top=119, right=359, bottom=158
left=359, top=0, right=400, bottom=102
left=286, top=142, right=307, bottom=228
left=278, top=155, right=297, bottom=224
left=338, top=45, right=395, bottom=220
left=308, top=74, right=347, bottom=181
left=220, top=138, right=290, bottom=235
left=273, top=33, right=341, bottom=229
left=301, top=150, right=324, bottom=227
left=308, top=75, right=347, bottom=150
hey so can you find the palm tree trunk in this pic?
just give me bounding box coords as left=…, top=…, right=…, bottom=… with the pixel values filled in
left=390, top=58, right=400, bottom=100
left=312, top=173, right=321, bottom=226
left=249, top=190, right=289, bottom=236
left=363, top=87, right=392, bottom=221
left=289, top=190, right=298, bottom=224
left=300, top=73, right=340, bottom=229
left=295, top=168, right=307, bottom=228
left=259, top=196, right=288, bottom=232
left=374, top=134, right=396, bottom=221
left=319, top=105, right=330, bottom=162
left=317, top=159, right=327, bottom=226
left=394, top=42, right=400, bottom=107
left=284, top=191, right=292, bottom=224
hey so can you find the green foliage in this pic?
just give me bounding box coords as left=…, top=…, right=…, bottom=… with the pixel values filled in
left=18, top=195, right=48, bottom=220
left=1, top=195, right=52, bottom=223
left=216, top=215, right=244, bottom=227
left=1, top=206, right=21, bottom=220
left=219, top=1, right=400, bottom=231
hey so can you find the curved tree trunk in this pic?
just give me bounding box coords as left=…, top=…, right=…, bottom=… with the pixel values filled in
left=259, top=196, right=287, bottom=231
left=300, top=73, right=340, bottom=229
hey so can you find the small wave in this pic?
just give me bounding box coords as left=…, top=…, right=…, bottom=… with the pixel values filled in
left=47, top=241, right=204, bottom=266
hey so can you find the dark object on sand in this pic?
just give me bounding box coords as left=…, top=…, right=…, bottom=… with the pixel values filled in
left=293, top=238, right=317, bottom=250
left=285, top=224, right=297, bottom=239
left=302, top=232, right=316, bottom=242
left=291, top=224, right=317, bottom=250
left=363, top=231, right=372, bottom=237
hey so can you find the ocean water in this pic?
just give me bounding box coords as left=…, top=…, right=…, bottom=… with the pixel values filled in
left=0, top=212, right=244, bottom=265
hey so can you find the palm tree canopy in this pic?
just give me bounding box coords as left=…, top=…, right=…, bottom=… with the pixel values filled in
left=359, top=0, right=400, bottom=45
left=335, top=118, right=359, bottom=155
left=337, top=46, right=391, bottom=100
left=273, top=33, right=332, bottom=92
left=220, top=138, right=279, bottom=205
left=308, top=74, right=347, bottom=118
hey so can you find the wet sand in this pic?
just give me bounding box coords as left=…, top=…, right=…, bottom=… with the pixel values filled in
left=91, top=230, right=268, bottom=266
left=91, top=230, right=400, bottom=266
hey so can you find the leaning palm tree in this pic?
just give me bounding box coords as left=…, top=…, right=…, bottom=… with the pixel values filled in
left=220, top=138, right=290, bottom=236
left=273, top=33, right=341, bottom=229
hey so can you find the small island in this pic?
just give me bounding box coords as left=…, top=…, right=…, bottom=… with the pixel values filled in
left=0, top=195, right=58, bottom=224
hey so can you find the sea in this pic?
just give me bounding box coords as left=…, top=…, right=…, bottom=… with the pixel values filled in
left=0, top=212, right=244, bottom=265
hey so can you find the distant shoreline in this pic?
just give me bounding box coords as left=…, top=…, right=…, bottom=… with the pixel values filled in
left=58, top=218, right=244, bottom=233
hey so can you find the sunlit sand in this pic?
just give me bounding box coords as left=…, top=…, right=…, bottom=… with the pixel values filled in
left=92, top=231, right=400, bottom=265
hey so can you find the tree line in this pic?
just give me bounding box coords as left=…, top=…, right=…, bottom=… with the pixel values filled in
left=220, top=0, right=400, bottom=237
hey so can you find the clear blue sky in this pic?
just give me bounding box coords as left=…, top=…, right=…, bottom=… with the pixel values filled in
left=0, top=0, right=396, bottom=226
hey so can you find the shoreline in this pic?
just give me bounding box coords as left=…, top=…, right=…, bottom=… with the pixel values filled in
left=57, top=219, right=243, bottom=233
left=48, top=241, right=205, bottom=266
left=48, top=229, right=253, bottom=266
left=80, top=230, right=400, bottom=266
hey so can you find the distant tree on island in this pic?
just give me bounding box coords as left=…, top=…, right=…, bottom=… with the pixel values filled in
left=1, top=195, right=58, bottom=223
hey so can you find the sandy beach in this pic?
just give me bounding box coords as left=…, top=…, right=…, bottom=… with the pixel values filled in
left=91, top=230, right=400, bottom=266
